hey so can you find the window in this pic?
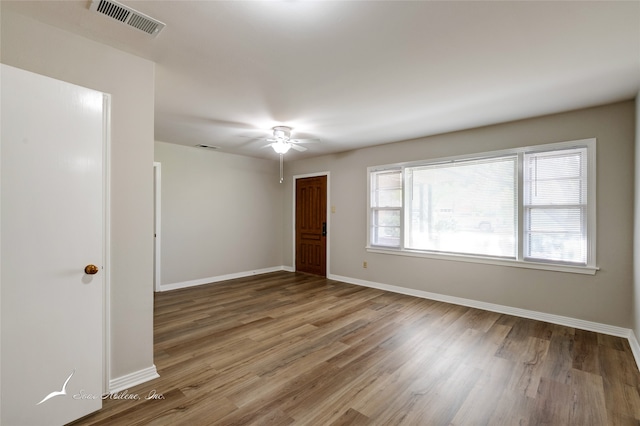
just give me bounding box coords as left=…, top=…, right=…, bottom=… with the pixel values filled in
left=368, top=139, right=596, bottom=273
left=524, top=148, right=588, bottom=264
left=370, top=170, right=402, bottom=247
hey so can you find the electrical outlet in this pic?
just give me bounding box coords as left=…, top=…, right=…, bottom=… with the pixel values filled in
left=363, top=261, right=368, bottom=268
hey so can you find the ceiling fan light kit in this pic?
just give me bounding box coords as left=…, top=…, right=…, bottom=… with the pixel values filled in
left=269, top=126, right=295, bottom=154
left=272, top=140, right=291, bottom=154
left=266, top=126, right=313, bottom=183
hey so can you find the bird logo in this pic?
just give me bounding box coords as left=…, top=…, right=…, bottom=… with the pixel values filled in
left=36, top=369, right=75, bottom=405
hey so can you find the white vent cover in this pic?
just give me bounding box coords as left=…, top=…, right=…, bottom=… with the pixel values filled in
left=89, top=0, right=165, bottom=36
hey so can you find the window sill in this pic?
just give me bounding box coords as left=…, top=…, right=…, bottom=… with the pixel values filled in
left=365, top=246, right=598, bottom=275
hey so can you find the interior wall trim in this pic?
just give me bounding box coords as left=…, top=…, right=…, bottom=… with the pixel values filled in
left=629, top=331, right=640, bottom=371
left=159, top=266, right=288, bottom=292
left=328, top=273, right=639, bottom=370
left=108, top=365, right=159, bottom=394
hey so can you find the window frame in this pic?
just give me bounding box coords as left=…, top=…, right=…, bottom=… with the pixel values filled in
left=366, top=138, right=597, bottom=275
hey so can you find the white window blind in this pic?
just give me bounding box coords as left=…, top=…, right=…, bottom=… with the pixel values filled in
left=370, top=169, right=402, bottom=247
left=524, top=147, right=588, bottom=265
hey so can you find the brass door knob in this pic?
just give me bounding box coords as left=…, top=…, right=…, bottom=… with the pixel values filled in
left=84, top=264, right=99, bottom=275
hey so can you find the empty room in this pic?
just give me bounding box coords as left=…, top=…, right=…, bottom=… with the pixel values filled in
left=1, top=1, right=640, bottom=425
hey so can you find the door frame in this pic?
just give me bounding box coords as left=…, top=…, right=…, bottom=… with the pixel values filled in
left=153, top=162, right=162, bottom=292
left=292, top=172, right=330, bottom=276
left=102, top=94, right=112, bottom=395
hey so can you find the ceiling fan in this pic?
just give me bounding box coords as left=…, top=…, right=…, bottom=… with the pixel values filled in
left=264, top=126, right=315, bottom=183
left=264, top=126, right=309, bottom=154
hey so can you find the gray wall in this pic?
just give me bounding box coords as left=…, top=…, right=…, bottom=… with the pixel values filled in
left=285, top=101, right=635, bottom=328
left=154, top=142, right=284, bottom=286
left=1, top=10, right=155, bottom=379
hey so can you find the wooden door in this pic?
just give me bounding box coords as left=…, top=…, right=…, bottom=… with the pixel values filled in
left=295, top=176, right=327, bottom=276
left=1, top=65, right=105, bottom=425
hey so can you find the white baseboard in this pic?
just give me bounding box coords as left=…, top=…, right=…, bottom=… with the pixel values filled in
left=159, top=266, right=289, bottom=292
left=109, top=365, right=159, bottom=394
left=328, top=273, right=633, bottom=339
left=628, top=331, right=640, bottom=370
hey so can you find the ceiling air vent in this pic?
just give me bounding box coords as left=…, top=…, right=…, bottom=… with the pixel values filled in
left=195, top=144, right=220, bottom=150
left=89, top=0, right=165, bottom=37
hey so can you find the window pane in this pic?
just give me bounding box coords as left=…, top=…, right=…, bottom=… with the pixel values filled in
left=372, top=170, right=402, bottom=207
left=372, top=210, right=400, bottom=247
left=525, top=149, right=586, bottom=205
left=528, top=208, right=583, bottom=233
left=376, top=189, right=402, bottom=207
left=373, top=210, right=400, bottom=227
left=377, top=171, right=402, bottom=189
left=526, top=233, right=585, bottom=264
left=528, top=151, right=582, bottom=179
left=406, top=156, right=516, bottom=257
left=525, top=208, right=585, bottom=264
left=527, top=179, right=584, bottom=205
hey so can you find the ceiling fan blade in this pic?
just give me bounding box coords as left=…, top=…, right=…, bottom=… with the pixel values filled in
left=290, top=138, right=320, bottom=144
left=261, top=143, right=274, bottom=149
left=290, top=144, right=307, bottom=152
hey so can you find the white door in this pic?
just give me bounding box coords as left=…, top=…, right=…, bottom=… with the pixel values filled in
left=1, top=65, right=106, bottom=425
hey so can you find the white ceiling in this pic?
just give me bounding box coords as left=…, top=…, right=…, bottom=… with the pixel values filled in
left=4, top=0, right=640, bottom=160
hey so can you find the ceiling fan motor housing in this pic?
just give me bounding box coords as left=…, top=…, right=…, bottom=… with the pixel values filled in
left=273, top=126, right=292, bottom=140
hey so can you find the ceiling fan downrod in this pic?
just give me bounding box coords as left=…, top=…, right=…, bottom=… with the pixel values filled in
left=279, top=153, right=284, bottom=183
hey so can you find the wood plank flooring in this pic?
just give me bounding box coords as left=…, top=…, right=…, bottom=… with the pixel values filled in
left=71, top=272, right=640, bottom=425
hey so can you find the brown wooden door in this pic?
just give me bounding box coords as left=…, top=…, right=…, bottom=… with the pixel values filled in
left=296, top=176, right=327, bottom=276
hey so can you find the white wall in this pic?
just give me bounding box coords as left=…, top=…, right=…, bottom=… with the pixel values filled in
left=1, top=10, right=155, bottom=381
left=154, top=142, right=284, bottom=288
left=286, top=101, right=636, bottom=329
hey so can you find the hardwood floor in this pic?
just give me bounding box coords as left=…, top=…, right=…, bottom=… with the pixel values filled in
left=71, top=272, right=640, bottom=425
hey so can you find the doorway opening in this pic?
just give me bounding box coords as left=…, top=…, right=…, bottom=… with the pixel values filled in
left=154, top=162, right=161, bottom=292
